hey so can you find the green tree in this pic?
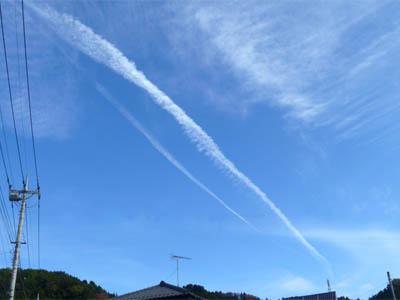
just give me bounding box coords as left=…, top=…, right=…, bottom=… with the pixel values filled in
left=0, top=268, right=115, bottom=299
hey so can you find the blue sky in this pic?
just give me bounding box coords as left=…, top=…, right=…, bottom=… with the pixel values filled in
left=0, top=0, right=400, bottom=299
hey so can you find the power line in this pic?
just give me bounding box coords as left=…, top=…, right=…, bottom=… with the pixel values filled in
left=0, top=228, right=9, bottom=267
left=0, top=101, right=14, bottom=186
left=0, top=101, right=14, bottom=187
left=0, top=202, right=12, bottom=242
left=14, top=0, right=29, bottom=178
left=21, top=0, right=41, bottom=271
left=0, top=141, right=11, bottom=187
left=0, top=186, right=14, bottom=242
left=0, top=0, right=25, bottom=184
left=21, top=0, right=39, bottom=189
left=0, top=95, right=12, bottom=187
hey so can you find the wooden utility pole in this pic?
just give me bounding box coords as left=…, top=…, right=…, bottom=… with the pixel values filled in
left=9, top=177, right=39, bottom=300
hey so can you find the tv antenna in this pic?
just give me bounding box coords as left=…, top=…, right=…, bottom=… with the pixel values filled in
left=171, top=255, right=191, bottom=287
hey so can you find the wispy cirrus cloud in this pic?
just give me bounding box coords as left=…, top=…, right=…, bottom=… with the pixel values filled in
left=305, top=228, right=400, bottom=259
left=245, top=274, right=319, bottom=299
left=0, top=1, right=79, bottom=139
left=178, top=1, right=400, bottom=142
left=279, top=275, right=317, bottom=294
left=305, top=227, right=400, bottom=297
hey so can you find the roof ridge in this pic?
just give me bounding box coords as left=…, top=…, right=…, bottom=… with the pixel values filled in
left=160, top=282, right=205, bottom=300
left=112, top=283, right=162, bottom=299
left=159, top=281, right=188, bottom=293
left=111, top=281, right=206, bottom=300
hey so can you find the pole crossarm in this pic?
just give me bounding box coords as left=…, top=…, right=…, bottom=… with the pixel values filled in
left=9, top=188, right=39, bottom=202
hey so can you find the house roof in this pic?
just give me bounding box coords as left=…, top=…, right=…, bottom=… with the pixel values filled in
left=112, top=281, right=206, bottom=300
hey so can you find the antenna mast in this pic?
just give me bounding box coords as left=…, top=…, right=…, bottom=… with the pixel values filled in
left=171, top=255, right=191, bottom=287
left=327, top=279, right=331, bottom=292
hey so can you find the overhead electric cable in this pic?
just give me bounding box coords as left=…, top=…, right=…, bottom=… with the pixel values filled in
left=0, top=187, right=12, bottom=239
left=0, top=200, right=12, bottom=242
left=14, top=0, right=29, bottom=174
left=20, top=0, right=41, bottom=272
left=0, top=85, right=12, bottom=186
left=0, top=1, right=25, bottom=184
left=0, top=186, right=14, bottom=242
left=21, top=0, right=39, bottom=188
left=0, top=141, right=10, bottom=186
left=21, top=0, right=41, bottom=270
left=0, top=102, right=14, bottom=187
left=0, top=101, right=14, bottom=186
left=0, top=229, right=9, bottom=267
left=0, top=103, right=12, bottom=187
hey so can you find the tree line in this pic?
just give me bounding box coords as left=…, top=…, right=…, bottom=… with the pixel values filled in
left=0, top=268, right=114, bottom=299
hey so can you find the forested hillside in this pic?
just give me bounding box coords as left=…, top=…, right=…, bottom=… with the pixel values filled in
left=0, top=268, right=114, bottom=299
left=184, top=284, right=260, bottom=300
left=370, top=279, right=400, bottom=300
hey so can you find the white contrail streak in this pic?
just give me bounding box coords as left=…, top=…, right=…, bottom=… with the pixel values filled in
left=96, top=83, right=259, bottom=232
left=29, top=3, right=327, bottom=263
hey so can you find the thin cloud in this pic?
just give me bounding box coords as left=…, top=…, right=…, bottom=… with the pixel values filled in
left=0, top=1, right=78, bottom=139
left=305, top=228, right=400, bottom=256
left=28, top=2, right=327, bottom=263
left=182, top=1, right=400, bottom=142
left=95, top=83, right=259, bottom=232
left=279, top=275, right=317, bottom=294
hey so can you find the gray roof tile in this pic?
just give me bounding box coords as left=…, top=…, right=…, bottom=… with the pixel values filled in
left=112, top=281, right=205, bottom=300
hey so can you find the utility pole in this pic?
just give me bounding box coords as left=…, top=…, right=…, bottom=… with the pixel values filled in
left=387, top=272, right=397, bottom=300
left=8, top=176, right=39, bottom=300
left=171, top=255, right=191, bottom=287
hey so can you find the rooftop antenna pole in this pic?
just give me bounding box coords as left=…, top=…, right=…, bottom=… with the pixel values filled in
left=9, top=176, right=40, bottom=300
left=327, top=279, right=331, bottom=292
left=171, top=255, right=191, bottom=287
left=387, top=272, right=397, bottom=300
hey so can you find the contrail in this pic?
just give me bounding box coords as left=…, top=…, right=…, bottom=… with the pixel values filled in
left=29, top=3, right=327, bottom=263
left=96, top=83, right=259, bottom=232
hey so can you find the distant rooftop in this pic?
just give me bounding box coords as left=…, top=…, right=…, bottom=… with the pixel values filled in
left=111, top=281, right=207, bottom=300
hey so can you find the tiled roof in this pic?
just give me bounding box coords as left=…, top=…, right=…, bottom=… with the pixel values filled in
left=112, top=281, right=205, bottom=300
